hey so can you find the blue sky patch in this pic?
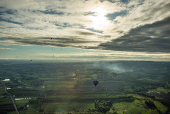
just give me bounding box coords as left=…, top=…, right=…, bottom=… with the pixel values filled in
left=84, top=12, right=97, bottom=16
left=0, top=38, right=6, bottom=41
left=0, top=8, right=17, bottom=15
left=0, top=17, right=22, bottom=25
left=120, top=0, right=129, bottom=4
left=86, top=28, right=103, bottom=34
left=40, top=9, right=64, bottom=15
left=106, top=10, right=128, bottom=20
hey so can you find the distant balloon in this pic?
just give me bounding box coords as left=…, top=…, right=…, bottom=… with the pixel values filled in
left=93, top=80, right=98, bottom=86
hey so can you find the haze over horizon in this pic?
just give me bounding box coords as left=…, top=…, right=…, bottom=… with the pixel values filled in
left=0, top=0, right=170, bottom=61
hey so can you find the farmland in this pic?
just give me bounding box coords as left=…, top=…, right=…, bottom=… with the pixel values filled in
left=0, top=60, right=170, bottom=114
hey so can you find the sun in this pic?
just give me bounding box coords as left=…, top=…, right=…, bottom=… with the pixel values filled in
left=88, top=8, right=109, bottom=30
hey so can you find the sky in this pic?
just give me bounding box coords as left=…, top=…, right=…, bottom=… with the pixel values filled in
left=0, top=0, right=170, bottom=61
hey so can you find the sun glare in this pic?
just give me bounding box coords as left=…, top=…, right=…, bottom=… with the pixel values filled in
left=88, top=8, right=110, bottom=30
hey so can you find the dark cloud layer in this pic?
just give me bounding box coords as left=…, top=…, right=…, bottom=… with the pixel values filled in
left=1, top=36, right=100, bottom=48
left=99, top=16, right=170, bottom=53
left=100, top=0, right=130, bottom=3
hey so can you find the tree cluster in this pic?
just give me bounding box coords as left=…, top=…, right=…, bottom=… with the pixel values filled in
left=95, top=100, right=112, bottom=113
left=145, top=100, right=156, bottom=110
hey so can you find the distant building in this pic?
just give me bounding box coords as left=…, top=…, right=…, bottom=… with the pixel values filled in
left=18, top=80, right=21, bottom=82
left=2, top=79, right=10, bottom=81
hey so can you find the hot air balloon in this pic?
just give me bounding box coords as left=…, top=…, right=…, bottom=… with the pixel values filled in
left=93, top=80, right=98, bottom=86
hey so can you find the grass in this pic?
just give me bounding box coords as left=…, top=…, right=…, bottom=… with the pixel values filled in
left=154, top=101, right=168, bottom=114
left=150, top=87, right=170, bottom=93
left=15, top=99, right=30, bottom=109
left=100, top=81, right=125, bottom=83
left=22, top=104, right=39, bottom=114
left=43, top=80, right=76, bottom=90
left=0, top=97, right=13, bottom=105
left=112, top=100, right=146, bottom=114
left=108, top=108, right=114, bottom=113
left=127, top=107, right=143, bottom=114
left=21, top=94, right=95, bottom=113
left=141, top=109, right=159, bottom=114
left=128, top=94, right=149, bottom=100
left=111, top=99, right=167, bottom=114
left=44, top=81, right=76, bottom=85
left=0, top=87, right=5, bottom=94
left=15, top=99, right=29, bottom=104
left=113, top=102, right=132, bottom=111
left=7, top=111, right=18, bottom=114
left=42, top=101, right=94, bottom=113
left=133, top=100, right=146, bottom=108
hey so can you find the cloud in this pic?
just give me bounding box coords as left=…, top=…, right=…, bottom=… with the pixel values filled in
left=0, top=47, right=14, bottom=50
left=0, top=35, right=102, bottom=48
left=39, top=51, right=170, bottom=61
left=93, top=62, right=127, bottom=72
left=0, top=0, right=169, bottom=55
left=75, top=31, right=96, bottom=36
left=99, top=16, right=170, bottom=52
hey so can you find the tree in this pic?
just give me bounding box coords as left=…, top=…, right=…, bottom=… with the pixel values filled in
left=95, top=100, right=99, bottom=108
left=106, top=101, right=112, bottom=107
left=145, top=100, right=157, bottom=110
left=95, top=100, right=112, bottom=113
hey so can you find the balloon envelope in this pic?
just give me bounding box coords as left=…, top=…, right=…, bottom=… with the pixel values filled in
left=93, top=80, right=98, bottom=86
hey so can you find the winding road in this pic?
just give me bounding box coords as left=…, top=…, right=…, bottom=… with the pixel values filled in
left=4, top=83, right=20, bottom=114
